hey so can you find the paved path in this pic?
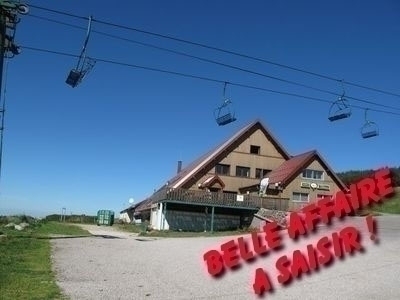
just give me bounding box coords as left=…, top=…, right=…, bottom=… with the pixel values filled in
left=51, top=216, right=400, bottom=299
left=78, top=224, right=138, bottom=239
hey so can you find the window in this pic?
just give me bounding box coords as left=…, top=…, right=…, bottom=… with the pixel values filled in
left=215, top=164, right=230, bottom=176
left=250, top=145, right=260, bottom=155
left=256, top=168, right=271, bottom=179
left=302, top=169, right=324, bottom=180
left=292, top=192, right=309, bottom=202
left=236, top=166, right=250, bottom=177
left=317, top=194, right=332, bottom=200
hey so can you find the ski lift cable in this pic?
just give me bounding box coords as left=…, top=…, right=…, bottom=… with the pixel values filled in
left=21, top=45, right=400, bottom=118
left=27, top=3, right=400, bottom=99
left=26, top=13, right=400, bottom=112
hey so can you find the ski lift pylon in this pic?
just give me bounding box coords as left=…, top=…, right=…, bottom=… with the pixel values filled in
left=0, top=1, right=29, bottom=14
left=360, top=109, right=379, bottom=139
left=214, top=82, right=236, bottom=126
left=66, top=15, right=96, bottom=88
left=328, top=81, right=352, bottom=121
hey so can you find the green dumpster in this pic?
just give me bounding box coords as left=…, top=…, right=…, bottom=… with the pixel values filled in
left=97, top=210, right=115, bottom=226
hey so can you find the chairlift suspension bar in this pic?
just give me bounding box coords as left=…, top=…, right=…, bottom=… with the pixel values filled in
left=223, top=82, right=227, bottom=99
left=76, top=15, right=92, bottom=70
left=66, top=15, right=96, bottom=88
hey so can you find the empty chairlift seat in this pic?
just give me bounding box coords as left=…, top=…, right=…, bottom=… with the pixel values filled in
left=360, top=109, right=379, bottom=139
left=66, top=69, right=83, bottom=87
left=328, top=96, right=352, bottom=122
left=214, top=82, right=237, bottom=126
left=216, top=111, right=237, bottom=126
left=214, top=99, right=237, bottom=126
left=361, top=121, right=379, bottom=139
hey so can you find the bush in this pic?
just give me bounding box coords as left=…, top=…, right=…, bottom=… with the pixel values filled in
left=0, top=215, right=36, bottom=225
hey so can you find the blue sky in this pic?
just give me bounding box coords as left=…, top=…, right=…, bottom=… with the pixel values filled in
left=0, top=0, right=399, bottom=217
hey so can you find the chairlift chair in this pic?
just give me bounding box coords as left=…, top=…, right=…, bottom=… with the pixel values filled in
left=328, top=95, right=352, bottom=122
left=360, top=109, right=379, bottom=139
left=214, top=83, right=237, bottom=126
left=66, top=15, right=96, bottom=88
left=214, top=99, right=237, bottom=126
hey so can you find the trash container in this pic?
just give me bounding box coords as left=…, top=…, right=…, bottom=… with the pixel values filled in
left=97, top=210, right=115, bottom=226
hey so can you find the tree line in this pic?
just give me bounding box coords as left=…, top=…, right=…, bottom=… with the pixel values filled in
left=45, top=214, right=97, bottom=224
left=336, top=166, right=400, bottom=187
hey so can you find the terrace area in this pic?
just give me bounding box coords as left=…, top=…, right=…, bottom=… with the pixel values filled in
left=147, top=187, right=289, bottom=211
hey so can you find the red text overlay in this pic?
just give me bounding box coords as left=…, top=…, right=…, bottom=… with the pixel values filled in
left=202, top=168, right=394, bottom=296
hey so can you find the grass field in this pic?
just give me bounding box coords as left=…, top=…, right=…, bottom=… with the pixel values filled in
left=0, top=221, right=90, bottom=300
left=370, top=187, right=400, bottom=214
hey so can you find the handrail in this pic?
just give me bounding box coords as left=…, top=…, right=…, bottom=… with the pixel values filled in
left=148, top=187, right=289, bottom=211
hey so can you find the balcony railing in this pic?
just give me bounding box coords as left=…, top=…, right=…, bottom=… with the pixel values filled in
left=150, top=188, right=289, bottom=211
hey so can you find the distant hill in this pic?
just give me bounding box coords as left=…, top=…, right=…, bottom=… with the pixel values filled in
left=337, top=166, right=400, bottom=187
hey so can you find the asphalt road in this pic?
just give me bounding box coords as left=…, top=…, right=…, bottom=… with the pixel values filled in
left=51, top=216, right=400, bottom=299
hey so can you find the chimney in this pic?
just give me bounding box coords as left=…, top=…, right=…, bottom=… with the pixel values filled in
left=177, top=160, right=182, bottom=174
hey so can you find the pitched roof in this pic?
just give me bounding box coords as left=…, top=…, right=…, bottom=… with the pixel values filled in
left=134, top=198, right=153, bottom=213
left=266, top=150, right=348, bottom=191
left=199, top=175, right=225, bottom=189
left=120, top=201, right=142, bottom=214
left=167, top=119, right=290, bottom=189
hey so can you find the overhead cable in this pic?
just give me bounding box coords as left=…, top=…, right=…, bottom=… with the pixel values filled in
left=21, top=45, right=400, bottom=117
left=28, top=4, right=400, bottom=99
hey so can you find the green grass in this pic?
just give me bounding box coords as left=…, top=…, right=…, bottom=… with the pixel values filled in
left=116, top=223, right=148, bottom=234
left=371, top=188, right=400, bottom=214
left=359, top=187, right=400, bottom=215
left=34, top=221, right=91, bottom=237
left=0, top=220, right=91, bottom=299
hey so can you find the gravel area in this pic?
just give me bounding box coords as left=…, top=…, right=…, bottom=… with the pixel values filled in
left=52, top=216, right=400, bottom=299
left=255, top=208, right=288, bottom=227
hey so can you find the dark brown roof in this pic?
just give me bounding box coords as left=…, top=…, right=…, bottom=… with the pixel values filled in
left=120, top=201, right=143, bottom=214
left=134, top=198, right=153, bottom=212
left=266, top=150, right=348, bottom=191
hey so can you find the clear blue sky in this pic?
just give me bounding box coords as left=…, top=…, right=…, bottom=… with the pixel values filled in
left=0, top=0, right=399, bottom=217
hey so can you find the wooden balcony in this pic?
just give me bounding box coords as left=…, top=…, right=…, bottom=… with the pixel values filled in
left=150, top=188, right=289, bottom=211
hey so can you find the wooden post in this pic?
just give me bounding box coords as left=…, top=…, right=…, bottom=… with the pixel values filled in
left=162, top=202, right=167, bottom=230
left=210, top=206, right=215, bottom=233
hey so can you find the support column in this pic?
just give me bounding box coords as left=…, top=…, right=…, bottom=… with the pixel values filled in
left=157, top=202, right=163, bottom=230
left=162, top=202, right=167, bottom=230
left=0, top=7, right=7, bottom=188
left=210, top=206, right=215, bottom=233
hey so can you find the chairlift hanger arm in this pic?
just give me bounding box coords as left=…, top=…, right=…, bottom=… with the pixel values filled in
left=76, top=15, right=93, bottom=70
